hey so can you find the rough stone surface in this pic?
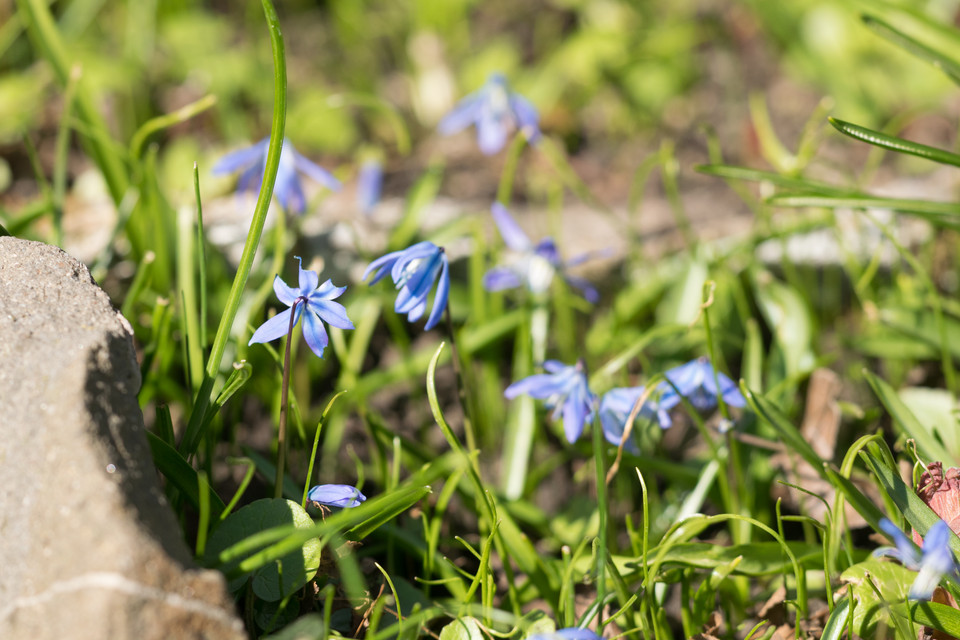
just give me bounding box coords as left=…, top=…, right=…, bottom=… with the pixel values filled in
left=0, top=238, right=244, bottom=639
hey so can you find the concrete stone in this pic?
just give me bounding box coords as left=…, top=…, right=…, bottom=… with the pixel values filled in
left=0, top=237, right=244, bottom=639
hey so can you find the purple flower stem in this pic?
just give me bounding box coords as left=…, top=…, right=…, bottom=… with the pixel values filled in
left=275, top=298, right=300, bottom=498
left=443, top=304, right=477, bottom=454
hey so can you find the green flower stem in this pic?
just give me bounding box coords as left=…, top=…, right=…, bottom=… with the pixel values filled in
left=275, top=300, right=299, bottom=499
left=590, top=406, right=609, bottom=631
left=180, top=0, right=286, bottom=457
left=496, top=134, right=527, bottom=205
left=444, top=305, right=477, bottom=454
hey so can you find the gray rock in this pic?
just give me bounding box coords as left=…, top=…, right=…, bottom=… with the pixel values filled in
left=0, top=238, right=244, bottom=639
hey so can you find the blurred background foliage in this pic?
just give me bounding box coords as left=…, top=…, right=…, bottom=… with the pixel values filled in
left=2, top=0, right=960, bottom=176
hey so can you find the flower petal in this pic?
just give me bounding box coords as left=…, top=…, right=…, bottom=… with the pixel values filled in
left=561, top=386, right=589, bottom=443
left=509, top=94, right=541, bottom=143
left=491, top=202, right=532, bottom=251
left=424, top=256, right=449, bottom=331
left=483, top=267, right=523, bottom=292
left=301, top=309, right=329, bottom=358
left=212, top=138, right=269, bottom=175
left=563, top=275, right=600, bottom=304
left=297, top=258, right=319, bottom=295
left=249, top=307, right=297, bottom=346
left=273, top=275, right=299, bottom=307
left=363, top=251, right=401, bottom=284
left=311, top=299, right=355, bottom=330
left=311, top=279, right=347, bottom=302
left=476, top=109, right=508, bottom=155
left=294, top=149, right=342, bottom=192
left=505, top=373, right=569, bottom=399
left=307, top=484, right=366, bottom=508
left=437, top=94, right=484, bottom=135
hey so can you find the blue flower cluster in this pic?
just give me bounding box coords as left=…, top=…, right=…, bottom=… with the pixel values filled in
left=875, top=518, right=958, bottom=600
left=506, top=357, right=745, bottom=447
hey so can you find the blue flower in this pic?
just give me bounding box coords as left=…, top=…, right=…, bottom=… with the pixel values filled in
left=599, top=386, right=676, bottom=453
left=438, top=72, right=540, bottom=155
left=527, top=628, right=603, bottom=640
left=659, top=357, right=746, bottom=412
left=363, top=241, right=450, bottom=331
left=876, top=518, right=957, bottom=599
left=357, top=157, right=383, bottom=215
left=213, top=137, right=341, bottom=214
left=483, top=203, right=601, bottom=303
left=249, top=257, right=354, bottom=358
left=505, top=359, right=597, bottom=444
left=307, top=484, right=367, bottom=508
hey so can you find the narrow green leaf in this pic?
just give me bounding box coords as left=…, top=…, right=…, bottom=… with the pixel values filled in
left=740, top=382, right=823, bottom=470
left=862, top=15, right=960, bottom=86
left=860, top=444, right=960, bottom=554
left=820, top=596, right=851, bottom=640
left=146, top=431, right=225, bottom=518
left=695, top=163, right=848, bottom=195
left=769, top=193, right=960, bottom=230
left=830, top=117, right=960, bottom=168
left=863, top=369, right=954, bottom=464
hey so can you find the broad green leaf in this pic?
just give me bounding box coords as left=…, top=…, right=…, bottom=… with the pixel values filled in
left=262, top=613, right=326, bottom=640
left=863, top=370, right=954, bottom=465
left=655, top=257, right=707, bottom=325
left=841, top=557, right=913, bottom=638
left=205, top=498, right=321, bottom=602
left=899, top=387, right=960, bottom=462
left=750, top=270, right=814, bottom=379
left=829, top=117, right=960, bottom=168
left=438, top=617, right=484, bottom=640
left=892, top=601, right=960, bottom=637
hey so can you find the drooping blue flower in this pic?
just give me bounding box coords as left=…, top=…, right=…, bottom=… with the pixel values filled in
left=483, top=202, right=601, bottom=303
left=357, top=157, right=383, bottom=215
left=249, top=257, right=354, bottom=358
left=438, top=72, right=540, bottom=155
left=307, top=484, right=367, bottom=508
left=213, top=137, right=341, bottom=214
left=527, top=629, right=603, bottom=640
left=363, top=241, right=450, bottom=331
left=505, top=359, right=597, bottom=444
left=876, top=518, right=957, bottom=599
left=599, top=386, right=677, bottom=453
left=658, top=357, right=746, bottom=412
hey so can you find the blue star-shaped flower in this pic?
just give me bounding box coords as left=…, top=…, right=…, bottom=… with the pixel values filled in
left=876, top=518, right=958, bottom=599
left=438, top=72, right=541, bottom=155
left=213, top=137, right=341, bottom=214
left=505, top=359, right=597, bottom=444
left=483, top=202, right=601, bottom=303
left=599, top=386, right=676, bottom=453
left=249, top=257, right=354, bottom=358
left=527, top=628, right=603, bottom=640
left=658, top=357, right=746, bottom=412
left=363, top=241, right=450, bottom=331
left=307, top=484, right=367, bottom=508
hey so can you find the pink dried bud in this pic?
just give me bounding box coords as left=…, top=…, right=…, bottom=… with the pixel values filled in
left=913, top=462, right=960, bottom=546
